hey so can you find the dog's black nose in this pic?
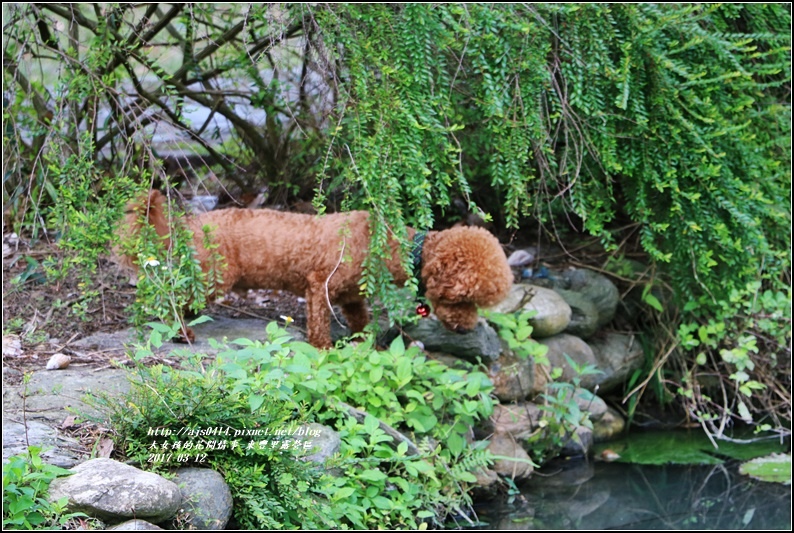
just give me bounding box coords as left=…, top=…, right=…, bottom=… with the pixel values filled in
left=454, top=325, right=470, bottom=334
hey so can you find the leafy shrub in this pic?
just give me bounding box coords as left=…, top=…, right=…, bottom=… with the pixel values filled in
left=118, top=208, right=214, bottom=337
left=93, top=322, right=496, bottom=529
left=284, top=335, right=494, bottom=528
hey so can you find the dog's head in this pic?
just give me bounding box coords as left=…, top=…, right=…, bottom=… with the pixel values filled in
left=420, top=226, right=512, bottom=334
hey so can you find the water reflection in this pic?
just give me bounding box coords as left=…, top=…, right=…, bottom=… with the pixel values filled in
left=474, top=458, right=791, bottom=530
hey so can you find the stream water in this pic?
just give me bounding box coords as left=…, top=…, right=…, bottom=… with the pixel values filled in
left=473, top=457, right=791, bottom=530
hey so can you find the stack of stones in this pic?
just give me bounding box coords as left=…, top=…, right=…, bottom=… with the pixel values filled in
left=405, top=259, right=643, bottom=485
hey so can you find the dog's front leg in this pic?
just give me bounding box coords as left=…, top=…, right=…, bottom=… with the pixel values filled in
left=305, top=273, right=333, bottom=349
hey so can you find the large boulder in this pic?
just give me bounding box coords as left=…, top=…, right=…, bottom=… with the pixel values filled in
left=402, top=318, right=501, bottom=362
left=593, top=406, right=626, bottom=442
left=550, top=268, right=619, bottom=329
left=471, top=466, right=501, bottom=500
left=536, top=334, right=599, bottom=392
left=487, top=433, right=535, bottom=481
left=477, top=402, right=543, bottom=440
left=48, top=458, right=182, bottom=524
left=171, top=468, right=233, bottom=530
left=561, top=425, right=594, bottom=457
left=489, top=284, right=572, bottom=339
left=588, top=333, right=644, bottom=393
left=487, top=351, right=535, bottom=403
left=107, top=519, right=162, bottom=530
left=301, top=423, right=342, bottom=464
left=555, top=289, right=600, bottom=339
left=567, top=269, right=619, bottom=328
left=2, top=420, right=85, bottom=468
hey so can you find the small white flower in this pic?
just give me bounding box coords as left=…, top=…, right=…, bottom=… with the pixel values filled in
left=280, top=315, right=294, bottom=326
left=143, top=257, right=160, bottom=268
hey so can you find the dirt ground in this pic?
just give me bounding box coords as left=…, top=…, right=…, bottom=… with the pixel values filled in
left=2, top=232, right=308, bottom=372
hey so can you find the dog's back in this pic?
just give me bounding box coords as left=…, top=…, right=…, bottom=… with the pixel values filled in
left=190, top=207, right=376, bottom=297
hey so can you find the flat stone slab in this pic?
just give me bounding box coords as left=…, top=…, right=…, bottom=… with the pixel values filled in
left=2, top=419, right=86, bottom=468
left=3, top=317, right=295, bottom=467
left=2, top=367, right=131, bottom=425
left=71, top=317, right=305, bottom=356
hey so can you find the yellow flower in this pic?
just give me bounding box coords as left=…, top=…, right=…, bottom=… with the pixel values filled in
left=280, top=315, right=294, bottom=326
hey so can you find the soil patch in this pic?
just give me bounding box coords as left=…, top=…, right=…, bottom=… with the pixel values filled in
left=2, top=234, right=308, bottom=372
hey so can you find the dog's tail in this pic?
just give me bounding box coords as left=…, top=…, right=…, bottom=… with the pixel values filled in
left=112, top=189, right=199, bottom=344
left=113, top=190, right=174, bottom=278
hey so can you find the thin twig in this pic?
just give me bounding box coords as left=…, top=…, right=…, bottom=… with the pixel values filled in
left=325, top=238, right=346, bottom=327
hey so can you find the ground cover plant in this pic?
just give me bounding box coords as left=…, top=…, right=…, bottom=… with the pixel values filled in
left=88, top=321, right=498, bottom=529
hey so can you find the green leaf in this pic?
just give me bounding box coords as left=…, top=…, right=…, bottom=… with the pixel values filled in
left=739, top=454, right=791, bottom=485
left=332, top=486, right=356, bottom=500
left=369, top=366, right=384, bottom=382
left=593, top=430, right=789, bottom=465
left=642, top=291, right=664, bottom=312
left=371, top=495, right=393, bottom=509
left=249, top=395, right=265, bottom=412
left=359, top=468, right=387, bottom=482
left=390, top=336, right=405, bottom=357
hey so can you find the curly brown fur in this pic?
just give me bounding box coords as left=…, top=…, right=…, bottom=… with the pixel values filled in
left=115, top=190, right=512, bottom=348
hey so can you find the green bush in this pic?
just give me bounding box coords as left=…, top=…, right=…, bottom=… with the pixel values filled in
left=93, top=323, right=496, bottom=529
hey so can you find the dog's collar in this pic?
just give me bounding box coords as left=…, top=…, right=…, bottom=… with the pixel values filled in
left=410, top=231, right=431, bottom=318
left=410, top=230, right=427, bottom=286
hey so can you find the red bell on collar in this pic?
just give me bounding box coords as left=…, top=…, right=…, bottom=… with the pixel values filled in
left=416, top=303, right=431, bottom=317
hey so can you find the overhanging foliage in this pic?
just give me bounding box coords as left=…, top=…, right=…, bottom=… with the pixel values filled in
left=3, top=3, right=791, bottom=432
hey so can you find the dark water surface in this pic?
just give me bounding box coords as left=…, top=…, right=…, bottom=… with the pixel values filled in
left=473, top=458, right=791, bottom=530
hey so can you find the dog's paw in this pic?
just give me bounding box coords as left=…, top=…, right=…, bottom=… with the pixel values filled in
left=174, top=326, right=196, bottom=344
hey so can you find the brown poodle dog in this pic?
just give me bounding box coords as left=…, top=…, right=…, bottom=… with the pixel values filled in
left=115, top=190, right=512, bottom=348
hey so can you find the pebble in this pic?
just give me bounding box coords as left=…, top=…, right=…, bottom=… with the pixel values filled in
left=46, top=353, right=72, bottom=370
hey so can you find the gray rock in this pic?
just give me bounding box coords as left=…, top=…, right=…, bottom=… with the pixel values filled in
left=593, top=406, right=626, bottom=442
left=560, top=425, right=594, bottom=457
left=487, top=433, right=534, bottom=480
left=48, top=458, right=182, bottom=523
left=536, top=334, right=600, bottom=391
left=172, top=468, right=233, bottom=530
left=487, top=352, right=534, bottom=403
left=555, top=269, right=619, bottom=329
left=588, top=333, right=644, bottom=393
left=2, top=420, right=85, bottom=468
left=555, top=289, right=600, bottom=339
left=426, top=351, right=476, bottom=371
left=107, top=519, right=163, bottom=530
left=488, top=283, right=531, bottom=314
left=546, top=387, right=609, bottom=421
left=571, top=387, right=608, bottom=422
left=2, top=367, right=131, bottom=425
left=73, top=317, right=306, bottom=357
left=471, top=467, right=501, bottom=499
left=477, top=402, right=542, bottom=440
left=489, top=284, right=571, bottom=339
left=301, top=423, right=341, bottom=464
left=402, top=318, right=501, bottom=362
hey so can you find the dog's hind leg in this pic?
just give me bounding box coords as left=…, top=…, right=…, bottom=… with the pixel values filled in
left=305, top=272, right=333, bottom=349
